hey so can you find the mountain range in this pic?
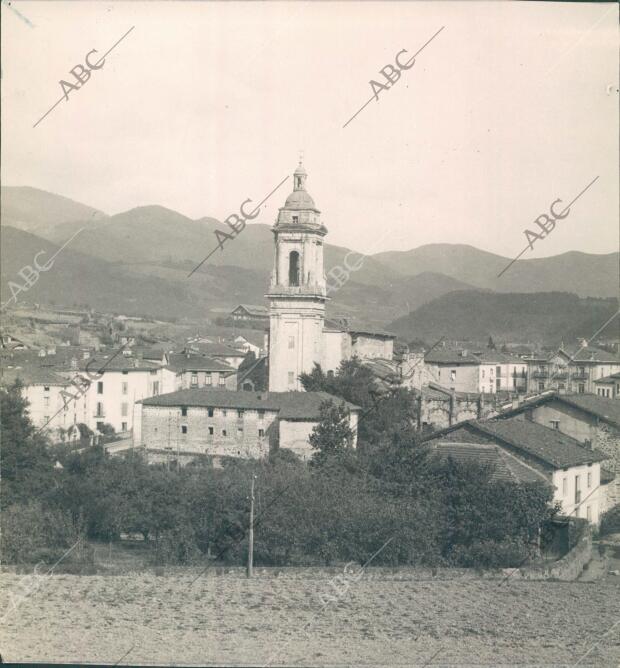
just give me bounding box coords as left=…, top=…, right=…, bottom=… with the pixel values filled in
left=2, top=186, right=618, bottom=343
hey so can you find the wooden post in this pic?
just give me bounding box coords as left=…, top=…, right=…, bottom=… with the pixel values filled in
left=247, top=475, right=255, bottom=578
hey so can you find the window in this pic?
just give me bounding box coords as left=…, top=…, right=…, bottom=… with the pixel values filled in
left=222, top=429, right=227, bottom=436
left=122, top=382, right=128, bottom=395
left=237, top=427, right=243, bottom=438
left=181, top=425, right=188, bottom=434
left=575, top=475, right=581, bottom=504
left=97, top=421, right=104, bottom=431
left=206, top=374, right=212, bottom=386
left=222, top=410, right=227, bottom=417
left=558, top=383, right=565, bottom=390
left=258, top=428, right=265, bottom=438
left=43, top=386, right=50, bottom=392
left=258, top=409, right=265, bottom=421
left=181, top=406, right=187, bottom=417
left=219, top=376, right=225, bottom=387
left=121, top=422, right=127, bottom=432
left=208, top=408, right=214, bottom=418
left=482, top=370, right=485, bottom=379
left=122, top=370, right=128, bottom=375
left=237, top=409, right=244, bottom=418
left=44, top=415, right=50, bottom=424
left=513, top=378, right=517, bottom=389
left=289, top=336, right=295, bottom=350
left=586, top=506, right=592, bottom=522
left=208, top=427, right=214, bottom=436
left=152, top=381, right=159, bottom=395
left=288, top=372, right=295, bottom=385
left=96, top=402, right=104, bottom=417
left=578, top=383, right=585, bottom=394
left=44, top=396, right=50, bottom=407
left=191, top=373, right=198, bottom=387
left=150, top=370, right=157, bottom=375
left=550, top=420, right=560, bottom=430
left=97, top=381, right=103, bottom=394
left=450, top=369, right=456, bottom=381
left=288, top=251, right=300, bottom=286
left=562, top=477, right=567, bottom=496
left=587, top=472, right=592, bottom=489
left=538, top=382, right=545, bottom=391
left=292, top=215, right=298, bottom=224
left=121, top=402, right=128, bottom=417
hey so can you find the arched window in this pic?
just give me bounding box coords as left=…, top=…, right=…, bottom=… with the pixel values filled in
left=289, top=251, right=300, bottom=286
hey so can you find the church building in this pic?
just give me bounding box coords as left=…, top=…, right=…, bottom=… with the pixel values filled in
left=267, top=162, right=395, bottom=391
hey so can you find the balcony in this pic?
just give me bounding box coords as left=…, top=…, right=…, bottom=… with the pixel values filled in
left=532, top=370, right=548, bottom=379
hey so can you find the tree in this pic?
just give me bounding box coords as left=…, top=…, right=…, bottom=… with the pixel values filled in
left=0, top=381, right=55, bottom=506
left=487, top=336, right=496, bottom=350
left=309, top=400, right=354, bottom=468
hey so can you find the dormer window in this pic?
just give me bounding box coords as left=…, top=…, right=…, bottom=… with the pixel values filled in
left=292, top=215, right=298, bottom=224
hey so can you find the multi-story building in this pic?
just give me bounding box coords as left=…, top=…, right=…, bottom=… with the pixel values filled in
left=423, top=415, right=606, bottom=524
left=60, top=353, right=176, bottom=434
left=499, top=393, right=620, bottom=512
left=166, top=352, right=237, bottom=391
left=0, top=366, right=87, bottom=441
left=526, top=346, right=620, bottom=395
left=135, top=389, right=360, bottom=464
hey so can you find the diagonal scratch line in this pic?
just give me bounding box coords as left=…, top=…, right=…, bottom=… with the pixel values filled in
left=35, top=343, right=130, bottom=434
left=497, top=176, right=600, bottom=278
left=1, top=0, right=35, bottom=27
left=187, top=174, right=290, bottom=278
left=572, top=619, right=620, bottom=666
left=33, top=26, right=135, bottom=128
left=343, top=26, right=445, bottom=129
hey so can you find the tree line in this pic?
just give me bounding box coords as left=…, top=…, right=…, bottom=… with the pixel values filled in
left=1, top=361, right=559, bottom=569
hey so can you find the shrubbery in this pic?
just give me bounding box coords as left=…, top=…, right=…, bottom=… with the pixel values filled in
left=1, top=364, right=558, bottom=569
left=599, top=504, right=620, bottom=537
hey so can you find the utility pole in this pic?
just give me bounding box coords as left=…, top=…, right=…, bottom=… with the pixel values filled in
left=247, top=475, right=256, bottom=578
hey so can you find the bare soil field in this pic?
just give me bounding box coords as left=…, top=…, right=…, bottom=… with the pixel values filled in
left=1, top=568, right=619, bottom=666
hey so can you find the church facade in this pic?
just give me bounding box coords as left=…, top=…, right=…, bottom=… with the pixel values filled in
left=267, top=162, right=395, bottom=391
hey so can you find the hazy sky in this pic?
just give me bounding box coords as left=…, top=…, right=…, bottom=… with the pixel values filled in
left=2, top=1, right=618, bottom=259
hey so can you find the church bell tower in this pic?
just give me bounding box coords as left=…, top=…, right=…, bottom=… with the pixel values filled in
left=267, top=161, right=328, bottom=391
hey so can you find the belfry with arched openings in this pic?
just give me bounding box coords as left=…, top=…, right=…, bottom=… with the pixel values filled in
left=267, top=161, right=329, bottom=391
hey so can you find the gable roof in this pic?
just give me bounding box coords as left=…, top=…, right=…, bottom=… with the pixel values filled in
left=470, top=417, right=607, bottom=469
left=167, top=353, right=235, bottom=374
left=232, top=304, right=269, bottom=317
left=188, top=342, right=247, bottom=358
left=425, top=349, right=481, bottom=365
left=140, top=389, right=360, bottom=419
left=0, top=366, right=70, bottom=387
left=553, top=394, right=620, bottom=429
left=430, top=442, right=549, bottom=485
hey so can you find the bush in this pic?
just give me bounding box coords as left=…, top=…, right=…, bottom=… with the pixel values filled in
left=599, top=504, right=620, bottom=536
left=1, top=502, right=81, bottom=565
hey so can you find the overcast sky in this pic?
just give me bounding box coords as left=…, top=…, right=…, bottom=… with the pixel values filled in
left=2, top=1, right=618, bottom=259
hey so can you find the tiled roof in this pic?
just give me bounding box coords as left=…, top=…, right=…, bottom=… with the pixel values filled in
left=431, top=442, right=549, bottom=484
left=75, top=354, right=162, bottom=373
left=472, top=417, right=607, bottom=469
left=472, top=351, right=514, bottom=365
left=554, top=394, right=620, bottom=428
left=188, top=342, right=247, bottom=358
left=594, top=372, right=620, bottom=384
left=0, top=366, right=70, bottom=387
left=141, top=389, right=360, bottom=419
left=568, top=346, right=620, bottom=364
left=425, top=350, right=480, bottom=365
left=167, top=353, right=235, bottom=374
